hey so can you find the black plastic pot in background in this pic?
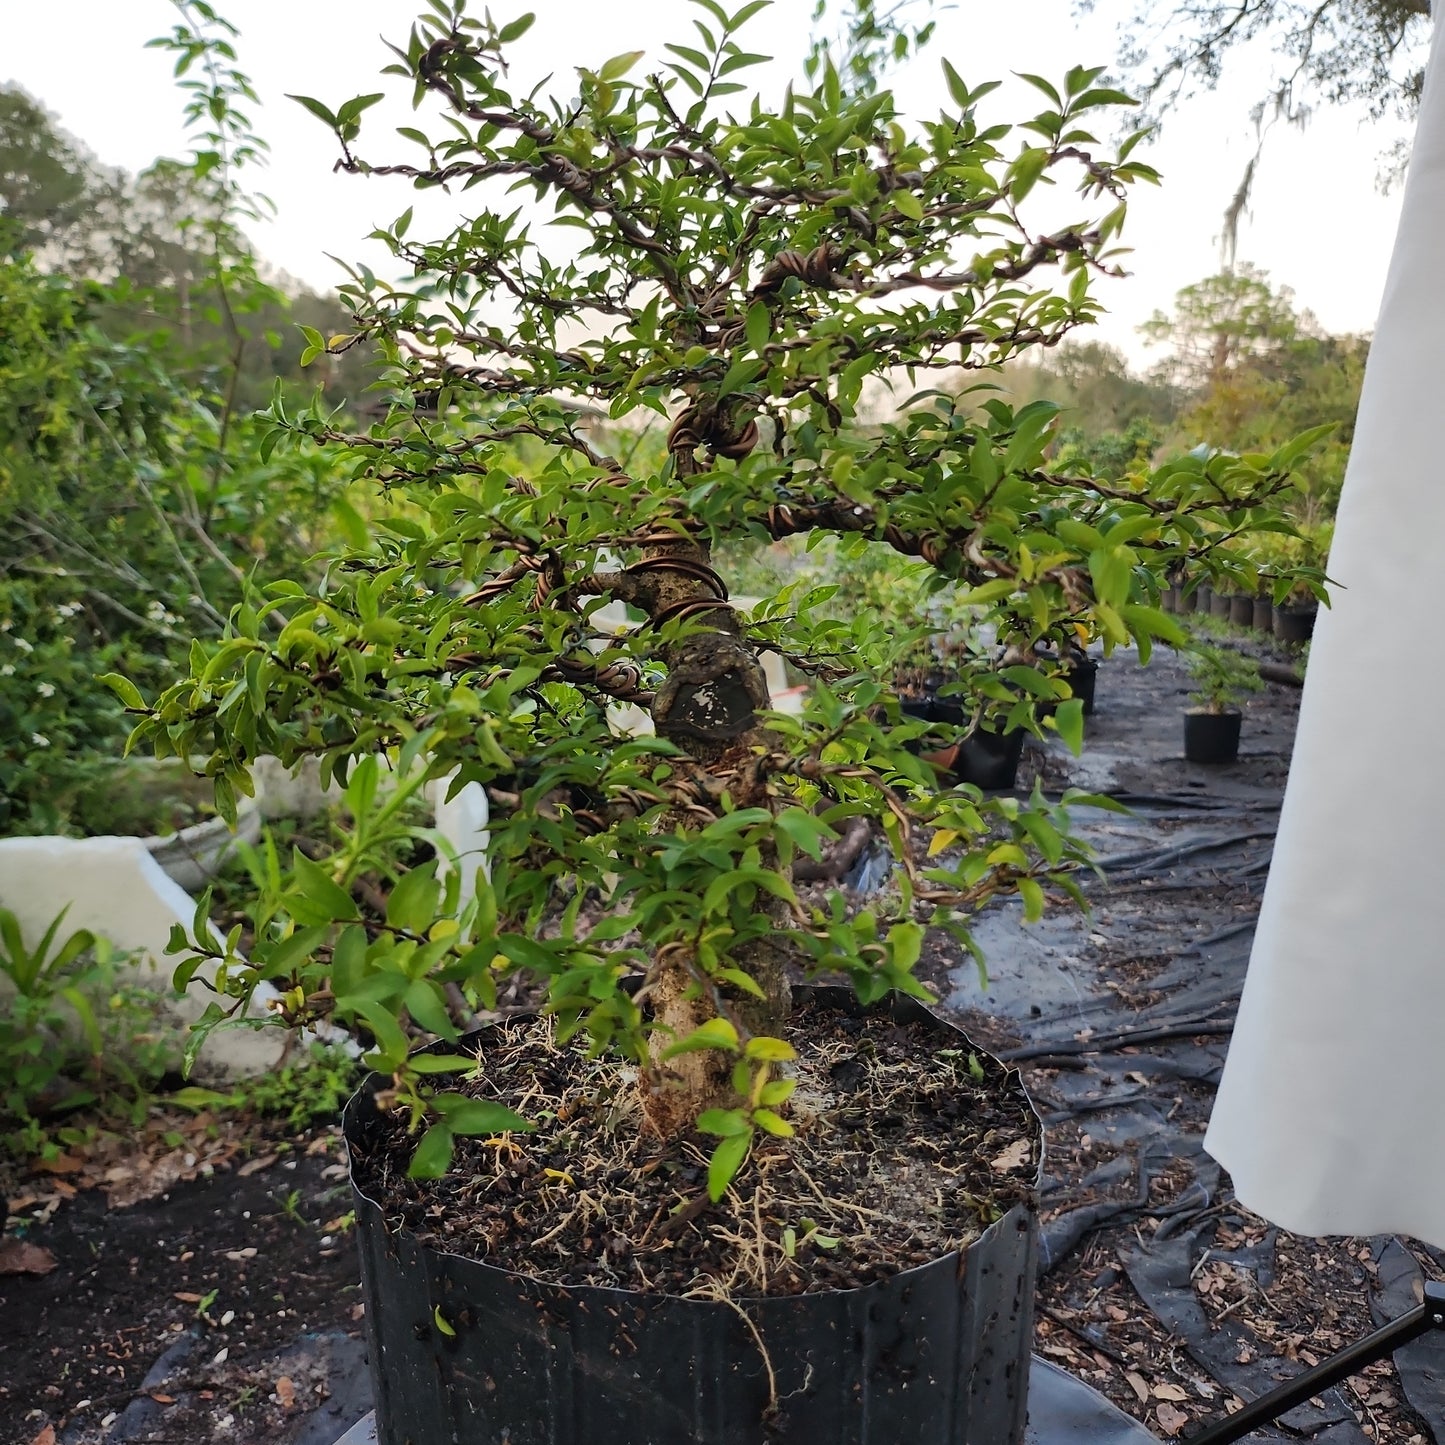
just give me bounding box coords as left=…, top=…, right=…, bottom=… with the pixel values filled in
left=1184, top=709, right=1242, bottom=764
left=1209, top=590, right=1232, bottom=621
left=1274, top=603, right=1317, bottom=644
left=1065, top=656, right=1098, bottom=716
left=1192, top=585, right=1212, bottom=615
left=1228, top=594, right=1254, bottom=628
left=1252, top=595, right=1274, bottom=632
left=346, top=989, right=1043, bottom=1445
left=1160, top=587, right=1179, bottom=614
left=952, top=724, right=1027, bottom=789
left=926, top=696, right=1027, bottom=788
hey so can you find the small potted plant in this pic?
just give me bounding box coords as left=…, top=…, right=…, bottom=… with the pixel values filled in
left=1272, top=521, right=1332, bottom=643
left=1183, top=645, right=1264, bottom=763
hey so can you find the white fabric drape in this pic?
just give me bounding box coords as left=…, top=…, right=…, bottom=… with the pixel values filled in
left=1204, top=16, right=1445, bottom=1247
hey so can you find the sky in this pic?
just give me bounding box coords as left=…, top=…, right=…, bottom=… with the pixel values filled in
left=0, top=0, right=1424, bottom=367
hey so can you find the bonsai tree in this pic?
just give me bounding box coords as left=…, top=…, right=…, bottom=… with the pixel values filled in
left=126, top=0, right=1315, bottom=1193
left=1185, top=644, right=1263, bottom=713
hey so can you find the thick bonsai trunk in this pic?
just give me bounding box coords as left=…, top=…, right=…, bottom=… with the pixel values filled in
left=634, top=413, right=794, bottom=1136
left=638, top=630, right=796, bottom=1136
left=641, top=928, right=793, bottom=1137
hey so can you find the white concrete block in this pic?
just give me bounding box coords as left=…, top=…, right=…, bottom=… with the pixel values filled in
left=0, top=836, right=285, bottom=1081
left=431, top=775, right=491, bottom=916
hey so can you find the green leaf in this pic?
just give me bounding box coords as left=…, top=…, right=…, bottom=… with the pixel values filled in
left=1088, top=546, right=1134, bottom=609
left=387, top=863, right=442, bottom=934
left=1008, top=146, right=1049, bottom=202
left=337, top=93, right=385, bottom=126
left=408, top=1122, right=455, bottom=1179
left=1054, top=697, right=1085, bottom=756
left=1018, top=877, right=1045, bottom=923
left=405, top=978, right=458, bottom=1040
left=707, top=1131, right=750, bottom=1201
left=600, top=50, right=645, bottom=81
left=257, top=926, right=329, bottom=982
left=743, top=1035, right=796, bottom=1062
left=332, top=497, right=371, bottom=550
left=697, top=1107, right=751, bottom=1137
left=745, top=300, right=771, bottom=353
left=773, top=808, right=834, bottom=860
left=97, top=673, right=145, bottom=710
left=167, top=1086, right=237, bottom=1111
left=941, top=57, right=970, bottom=109
left=661, top=1017, right=740, bottom=1059
left=752, top=1107, right=793, bottom=1137
left=892, top=187, right=923, bottom=221
left=409, top=1053, right=475, bottom=1074
left=431, top=1094, right=534, bottom=1133
left=289, top=852, right=360, bottom=925
left=1016, top=72, right=1063, bottom=105
left=498, top=12, right=536, bottom=42
left=1071, top=88, right=1138, bottom=111
left=887, top=920, right=924, bottom=972
left=287, top=94, right=339, bottom=128
left=407, top=1051, right=473, bottom=1075
left=357, top=1002, right=411, bottom=1070
left=1120, top=603, right=1188, bottom=649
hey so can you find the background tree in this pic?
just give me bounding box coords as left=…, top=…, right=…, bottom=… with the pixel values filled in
left=1000, top=338, right=1181, bottom=474
left=0, top=77, right=373, bottom=413
left=1144, top=265, right=1365, bottom=512
left=0, top=4, right=356, bottom=834
left=1107, top=0, right=1431, bottom=128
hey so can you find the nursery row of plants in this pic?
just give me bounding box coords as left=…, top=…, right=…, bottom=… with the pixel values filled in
left=1, top=2, right=1356, bottom=1441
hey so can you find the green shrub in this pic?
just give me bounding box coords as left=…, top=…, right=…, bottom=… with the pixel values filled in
left=0, top=906, right=174, bottom=1155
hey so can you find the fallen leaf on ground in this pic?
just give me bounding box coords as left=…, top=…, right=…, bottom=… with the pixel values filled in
left=173, top=1291, right=204, bottom=1303
left=1157, top=1403, right=1189, bottom=1436
left=149, top=1393, right=176, bottom=1405
left=990, top=1138, right=1032, bottom=1172
left=275, top=1376, right=297, bottom=1408
left=238, top=1153, right=278, bottom=1177
left=34, top=1154, right=82, bottom=1174
left=28, top=1426, right=55, bottom=1445
left=1154, top=1382, right=1190, bottom=1402
left=0, top=1237, right=58, bottom=1276
left=1125, top=1371, right=1150, bottom=1403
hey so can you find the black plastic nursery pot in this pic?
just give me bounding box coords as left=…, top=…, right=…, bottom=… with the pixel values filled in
left=902, top=697, right=1027, bottom=790
left=930, top=700, right=1028, bottom=789
left=1065, top=657, right=1098, bottom=717
left=1184, top=708, right=1242, bottom=764
left=1228, top=594, right=1254, bottom=628
left=1209, top=590, right=1232, bottom=620
left=1251, top=595, right=1273, bottom=632
left=345, top=988, right=1042, bottom=1445
left=1191, top=584, right=1212, bottom=614
left=1273, top=603, right=1317, bottom=644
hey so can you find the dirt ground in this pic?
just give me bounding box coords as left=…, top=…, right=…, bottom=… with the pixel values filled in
left=1, top=1118, right=369, bottom=1444
left=5, top=624, right=1443, bottom=1445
